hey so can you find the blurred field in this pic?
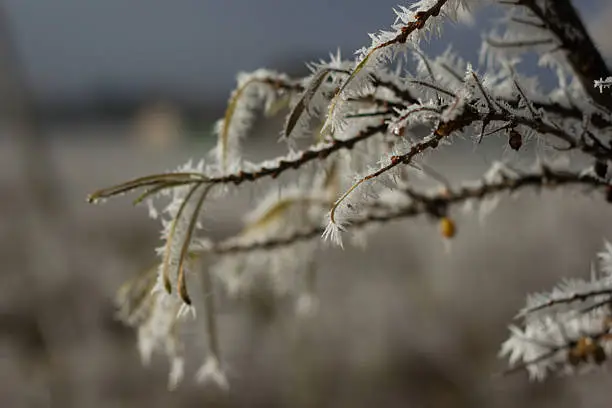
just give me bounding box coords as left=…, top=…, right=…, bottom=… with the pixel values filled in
left=2, top=122, right=612, bottom=408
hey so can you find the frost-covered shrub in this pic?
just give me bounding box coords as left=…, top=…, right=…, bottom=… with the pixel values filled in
left=89, top=0, right=612, bottom=389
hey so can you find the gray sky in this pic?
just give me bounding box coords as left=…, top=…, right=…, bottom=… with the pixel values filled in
left=3, top=0, right=608, bottom=104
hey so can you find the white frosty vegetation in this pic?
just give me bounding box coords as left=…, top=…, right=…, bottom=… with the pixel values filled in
left=88, top=0, right=612, bottom=390
left=500, top=242, right=612, bottom=381
left=595, top=77, right=612, bottom=94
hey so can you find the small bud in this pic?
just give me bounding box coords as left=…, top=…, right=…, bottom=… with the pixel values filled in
left=508, top=130, right=522, bottom=151
left=594, top=160, right=608, bottom=179
left=440, top=217, right=456, bottom=239
left=593, top=344, right=607, bottom=365
left=606, top=186, right=612, bottom=203
left=568, top=348, right=584, bottom=366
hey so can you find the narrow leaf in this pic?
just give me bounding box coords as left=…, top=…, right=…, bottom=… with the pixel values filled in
left=176, top=184, right=213, bottom=305
left=283, top=68, right=332, bottom=138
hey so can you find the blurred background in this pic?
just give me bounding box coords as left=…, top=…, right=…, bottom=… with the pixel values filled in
left=1, top=1, right=612, bottom=407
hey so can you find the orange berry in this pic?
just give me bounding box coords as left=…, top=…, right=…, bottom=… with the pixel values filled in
left=440, top=217, right=456, bottom=239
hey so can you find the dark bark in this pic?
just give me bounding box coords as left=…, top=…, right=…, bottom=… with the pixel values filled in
left=530, top=0, right=612, bottom=109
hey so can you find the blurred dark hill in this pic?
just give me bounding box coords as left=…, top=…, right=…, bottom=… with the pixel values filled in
left=29, top=52, right=322, bottom=128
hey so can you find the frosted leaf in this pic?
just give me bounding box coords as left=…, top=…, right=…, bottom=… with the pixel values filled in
left=322, top=219, right=345, bottom=248
left=460, top=198, right=476, bottom=214
left=501, top=312, right=605, bottom=381
left=214, top=69, right=292, bottom=173
left=177, top=303, right=197, bottom=320
left=137, top=326, right=155, bottom=366
left=477, top=195, right=501, bottom=224
left=146, top=198, right=159, bottom=219
left=502, top=242, right=612, bottom=380
left=168, top=356, right=185, bottom=391
left=196, top=357, right=229, bottom=390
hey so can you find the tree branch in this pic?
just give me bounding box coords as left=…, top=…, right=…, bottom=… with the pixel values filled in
left=208, top=168, right=610, bottom=255
left=519, top=0, right=612, bottom=109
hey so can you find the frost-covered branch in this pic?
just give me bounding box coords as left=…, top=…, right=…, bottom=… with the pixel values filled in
left=325, top=97, right=612, bottom=233
left=86, top=0, right=612, bottom=390
left=500, top=242, right=612, bottom=380
left=209, top=165, right=611, bottom=255
left=87, top=123, right=388, bottom=205
left=502, top=98, right=612, bottom=130
left=526, top=0, right=612, bottom=109
left=491, top=0, right=612, bottom=109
